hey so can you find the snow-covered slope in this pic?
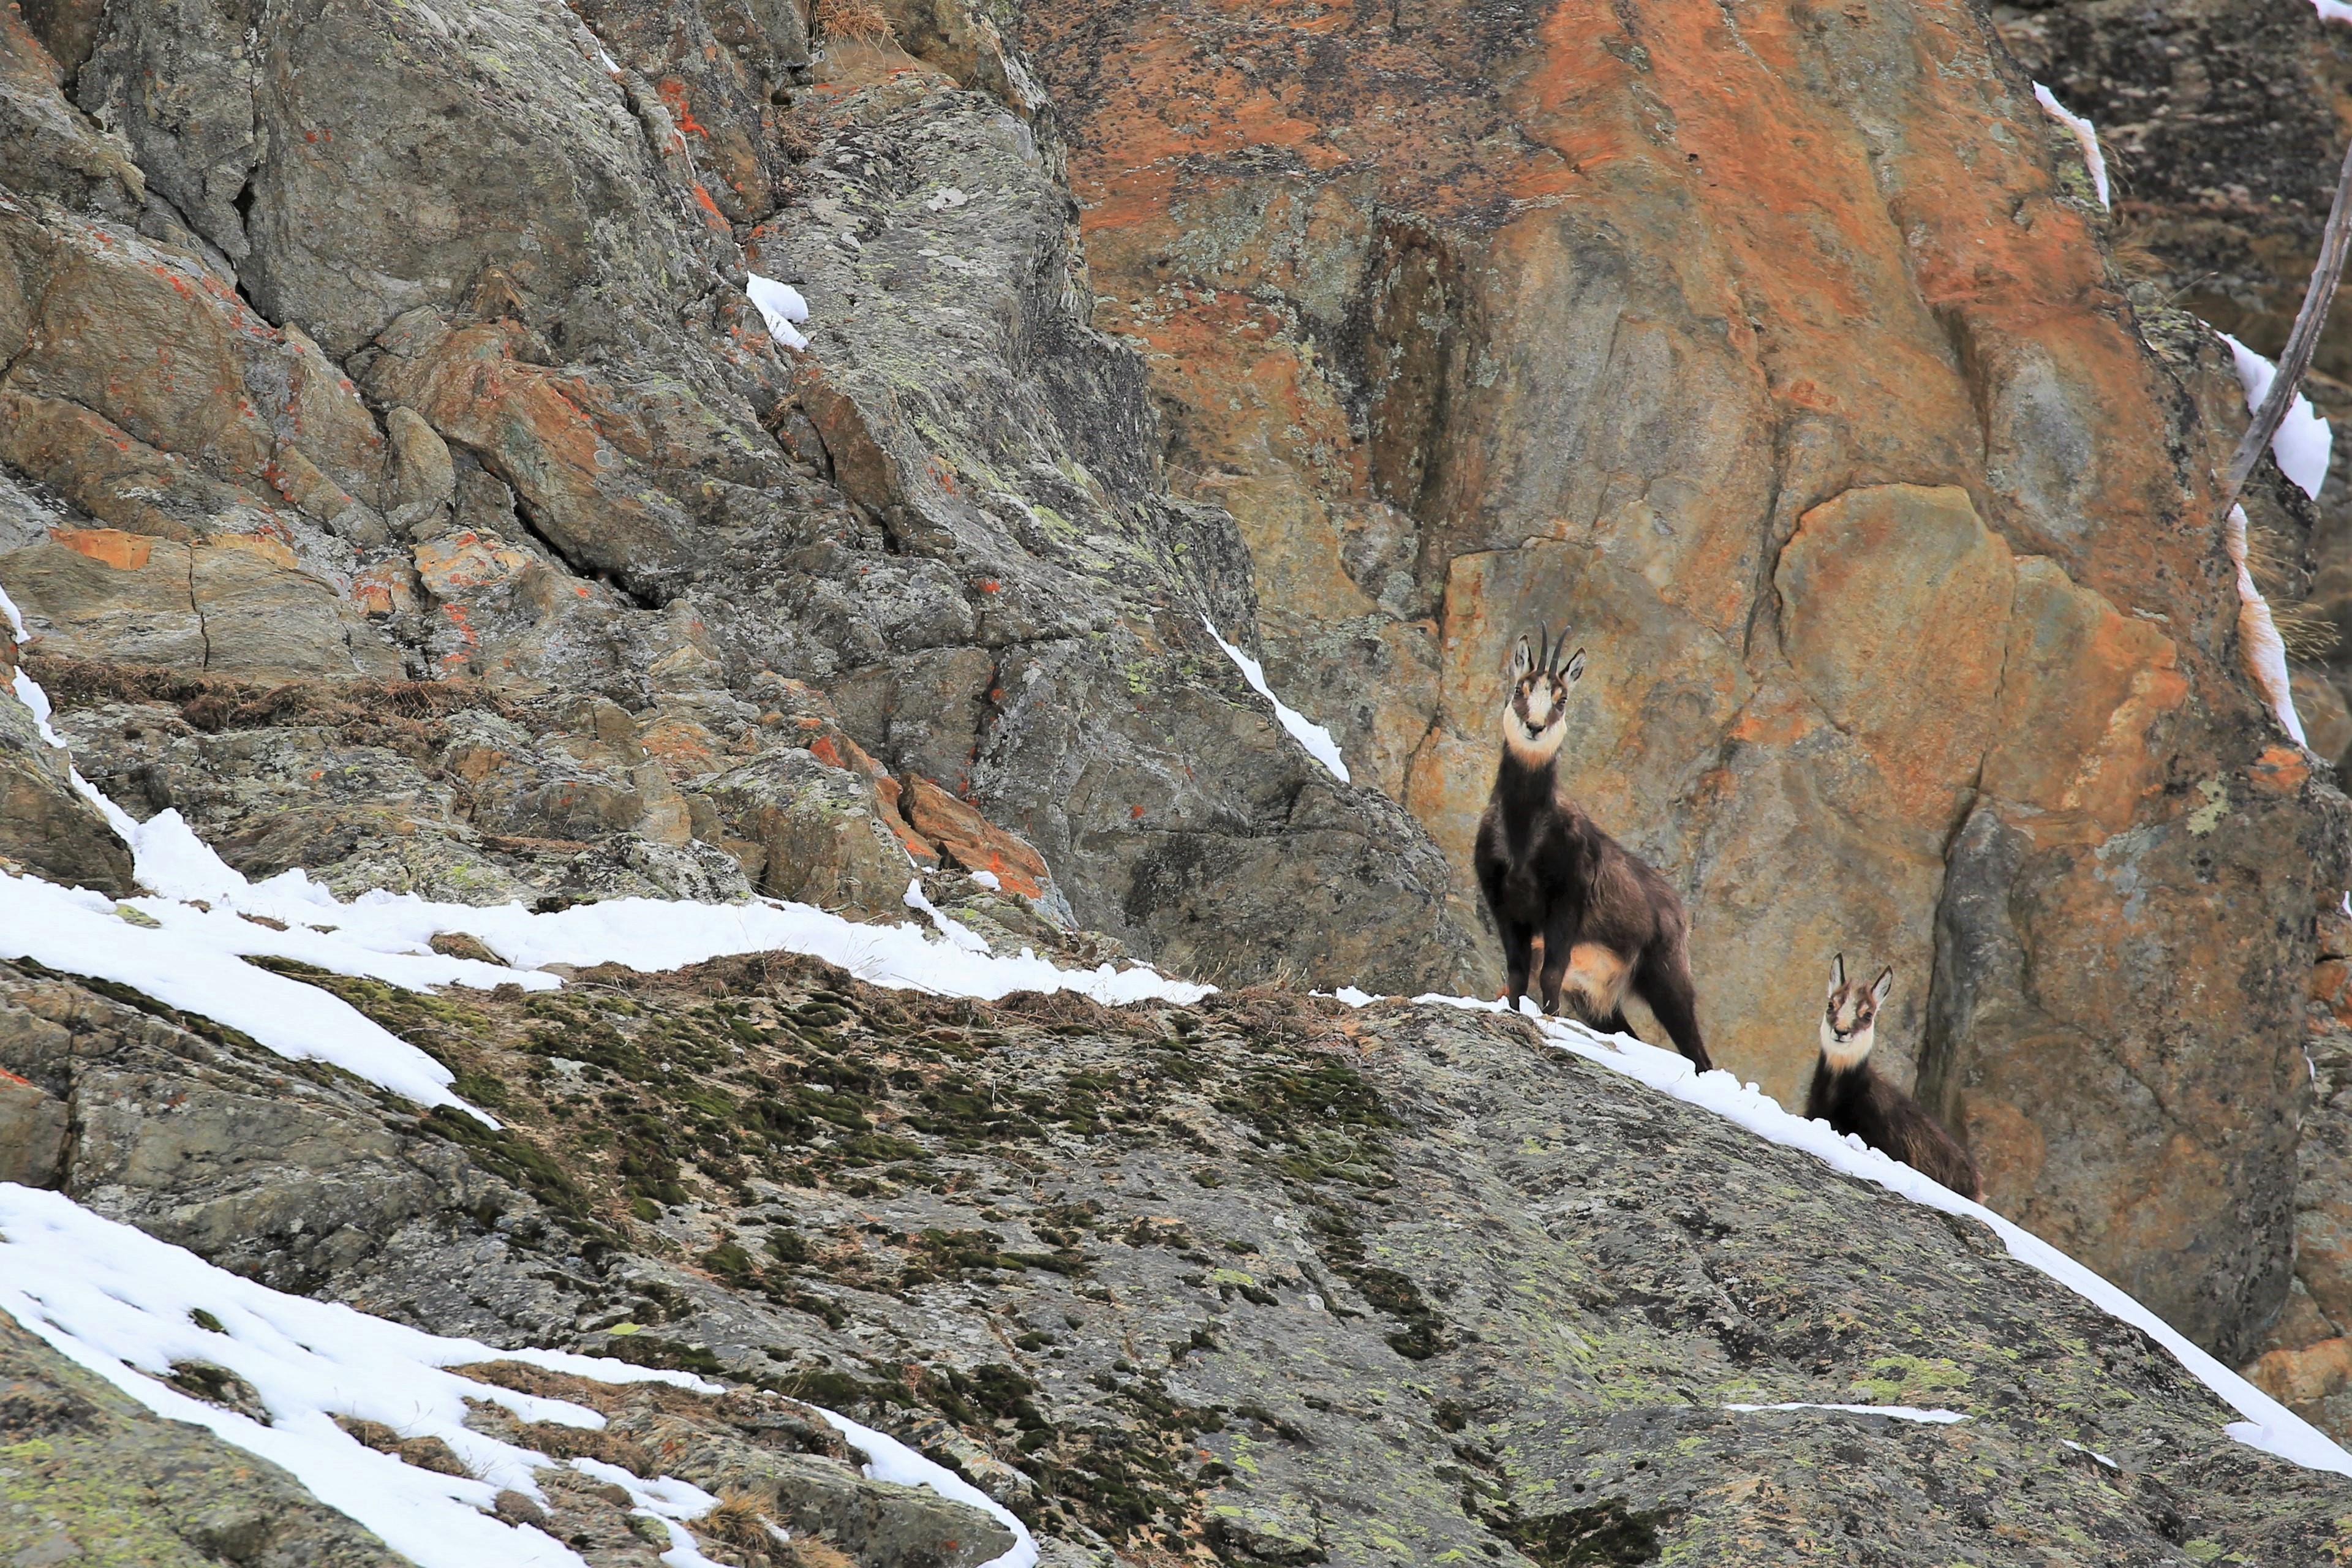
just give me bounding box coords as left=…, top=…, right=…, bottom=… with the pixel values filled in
left=0, top=1184, right=1038, bottom=1568
left=4, top=641, right=2349, bottom=1568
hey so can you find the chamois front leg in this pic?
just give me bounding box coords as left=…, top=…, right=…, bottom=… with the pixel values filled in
left=1537, top=909, right=1580, bottom=1017
left=1499, top=919, right=1536, bottom=1009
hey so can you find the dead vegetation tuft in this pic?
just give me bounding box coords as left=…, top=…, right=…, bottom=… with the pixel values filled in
left=813, top=0, right=895, bottom=45
left=21, top=655, right=522, bottom=752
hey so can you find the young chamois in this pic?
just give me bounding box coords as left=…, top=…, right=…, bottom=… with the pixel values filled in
left=1809, top=956, right=1981, bottom=1200
left=1472, top=627, right=1713, bottom=1072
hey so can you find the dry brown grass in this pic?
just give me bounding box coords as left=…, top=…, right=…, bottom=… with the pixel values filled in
left=21, top=654, right=521, bottom=753
left=2273, top=599, right=2342, bottom=662
left=692, top=1491, right=854, bottom=1567
left=814, top=0, right=895, bottom=45
left=2108, top=239, right=2171, bottom=281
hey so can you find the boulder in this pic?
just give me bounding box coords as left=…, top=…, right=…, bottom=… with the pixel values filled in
left=0, top=531, right=403, bottom=679
left=899, top=772, right=1056, bottom=905
left=699, top=747, right=913, bottom=917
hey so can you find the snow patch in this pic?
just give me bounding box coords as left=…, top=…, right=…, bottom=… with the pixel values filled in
left=2220, top=331, right=2332, bottom=500
left=0, top=642, right=1207, bottom=1123
left=2314, top=0, right=2352, bottom=25
left=1202, top=616, right=1351, bottom=783
left=0, top=864, right=502, bottom=1121
left=813, top=1406, right=1040, bottom=1568
left=1725, top=1403, right=1970, bottom=1425
left=568, top=1458, right=726, bottom=1568
left=904, top=875, right=992, bottom=955
left=2226, top=503, right=2309, bottom=747
left=0, top=1184, right=715, bottom=1568
left=2032, top=83, right=2109, bottom=209
left=1357, top=990, right=2352, bottom=1479
left=745, top=273, right=810, bottom=351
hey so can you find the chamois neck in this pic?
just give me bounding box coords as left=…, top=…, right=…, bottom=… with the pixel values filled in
left=1492, top=746, right=1560, bottom=807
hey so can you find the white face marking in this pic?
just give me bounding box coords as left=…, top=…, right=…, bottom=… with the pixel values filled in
left=1820, top=963, right=1891, bottom=1072
left=1499, top=643, right=1583, bottom=765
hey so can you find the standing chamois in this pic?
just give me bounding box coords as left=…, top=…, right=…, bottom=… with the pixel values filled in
left=1472, top=627, right=1714, bottom=1072
left=1809, top=956, right=1982, bottom=1200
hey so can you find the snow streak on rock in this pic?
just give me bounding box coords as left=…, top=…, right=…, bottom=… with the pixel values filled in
left=0, top=1185, right=711, bottom=1568
left=2226, top=503, right=2309, bottom=747
left=2220, top=331, right=2333, bottom=500
left=0, top=1184, right=1038, bottom=1568
left=2032, top=83, right=2110, bottom=209
left=1202, top=616, right=1351, bottom=783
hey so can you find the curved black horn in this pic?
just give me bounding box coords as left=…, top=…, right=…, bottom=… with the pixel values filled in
left=1546, top=624, right=1567, bottom=674
left=1532, top=623, right=1550, bottom=674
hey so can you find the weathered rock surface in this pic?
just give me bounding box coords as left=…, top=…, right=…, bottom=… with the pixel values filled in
left=0, top=0, right=1480, bottom=998
left=0, top=1308, right=407, bottom=1567
left=7, top=951, right=2352, bottom=1563
left=0, top=0, right=2346, bottom=1471
left=1011, top=0, right=2347, bottom=1360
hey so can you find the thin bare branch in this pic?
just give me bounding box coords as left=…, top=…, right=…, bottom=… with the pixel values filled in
left=2221, top=137, right=2352, bottom=513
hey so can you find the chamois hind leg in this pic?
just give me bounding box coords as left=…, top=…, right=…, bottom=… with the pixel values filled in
left=1635, top=941, right=1714, bottom=1074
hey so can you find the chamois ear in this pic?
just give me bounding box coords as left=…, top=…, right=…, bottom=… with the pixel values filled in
left=1828, top=952, right=1845, bottom=992
left=1508, top=634, right=1534, bottom=680
left=1871, top=967, right=1894, bottom=1006
left=1560, top=647, right=1586, bottom=684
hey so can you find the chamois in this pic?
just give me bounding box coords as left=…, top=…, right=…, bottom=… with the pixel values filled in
left=1808, top=956, right=1982, bottom=1201
left=1472, top=627, right=1713, bottom=1072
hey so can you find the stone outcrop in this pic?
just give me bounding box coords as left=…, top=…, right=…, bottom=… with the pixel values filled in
left=1010, top=0, right=2347, bottom=1361
left=8, top=951, right=2352, bottom=1562
left=0, top=0, right=1477, bottom=998
left=0, top=1309, right=407, bottom=1568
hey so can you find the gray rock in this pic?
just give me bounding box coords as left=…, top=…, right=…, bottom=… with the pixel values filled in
left=0, top=645, right=129, bottom=895
left=9, top=952, right=2351, bottom=1562
left=0, top=1307, right=406, bottom=1567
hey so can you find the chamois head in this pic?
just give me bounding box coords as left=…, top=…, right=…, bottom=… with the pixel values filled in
left=1821, top=953, right=1893, bottom=1072
left=1501, top=625, right=1586, bottom=766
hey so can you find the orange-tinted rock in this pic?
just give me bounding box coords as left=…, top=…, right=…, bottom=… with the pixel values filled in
left=0, top=532, right=402, bottom=679
left=2247, top=1336, right=2352, bottom=1412
left=870, top=775, right=941, bottom=870
left=0, top=191, right=386, bottom=535
left=364, top=317, right=705, bottom=600
left=1018, top=0, right=2340, bottom=1357
left=900, top=774, right=1052, bottom=900
left=50, top=526, right=152, bottom=571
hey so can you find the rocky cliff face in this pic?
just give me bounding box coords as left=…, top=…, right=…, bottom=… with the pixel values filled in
left=0, top=0, right=1474, bottom=997
left=0, top=0, right=2343, bottom=1502
left=1010, top=0, right=2345, bottom=1362
left=1994, top=0, right=2352, bottom=1444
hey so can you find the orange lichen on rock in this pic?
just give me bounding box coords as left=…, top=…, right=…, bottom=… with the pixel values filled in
left=899, top=775, right=1050, bottom=900
left=50, top=527, right=154, bottom=570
